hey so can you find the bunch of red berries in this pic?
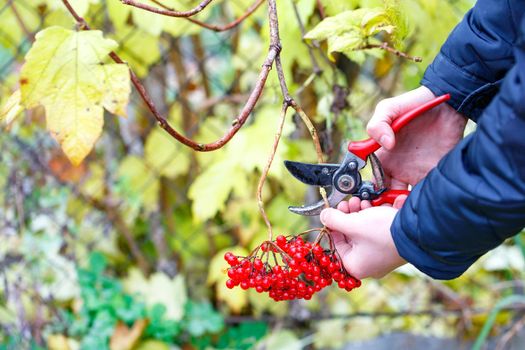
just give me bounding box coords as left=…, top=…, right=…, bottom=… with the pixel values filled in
left=224, top=234, right=360, bottom=301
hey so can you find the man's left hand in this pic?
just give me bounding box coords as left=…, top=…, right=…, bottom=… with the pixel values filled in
left=320, top=206, right=406, bottom=279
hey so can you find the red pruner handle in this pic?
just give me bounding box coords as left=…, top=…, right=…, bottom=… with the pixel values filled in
left=347, top=94, right=451, bottom=160
left=371, top=189, right=410, bottom=206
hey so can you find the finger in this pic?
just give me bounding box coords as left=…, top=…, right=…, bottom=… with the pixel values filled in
left=367, top=99, right=398, bottom=150
left=390, top=178, right=409, bottom=191
left=348, top=197, right=362, bottom=213
left=320, top=208, right=361, bottom=236
left=337, top=200, right=350, bottom=213
left=393, top=195, right=408, bottom=209
left=360, top=200, right=372, bottom=210
left=335, top=243, right=366, bottom=279
left=331, top=231, right=354, bottom=267
left=331, top=231, right=350, bottom=245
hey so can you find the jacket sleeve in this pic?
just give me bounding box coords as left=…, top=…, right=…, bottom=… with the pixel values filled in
left=391, top=17, right=525, bottom=280
left=421, top=0, right=524, bottom=121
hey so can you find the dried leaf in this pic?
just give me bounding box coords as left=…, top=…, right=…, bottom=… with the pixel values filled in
left=109, top=319, right=149, bottom=350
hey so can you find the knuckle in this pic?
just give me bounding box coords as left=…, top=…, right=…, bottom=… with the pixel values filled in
left=375, top=98, right=392, bottom=112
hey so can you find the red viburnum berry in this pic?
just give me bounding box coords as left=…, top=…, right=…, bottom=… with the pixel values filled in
left=223, top=233, right=361, bottom=301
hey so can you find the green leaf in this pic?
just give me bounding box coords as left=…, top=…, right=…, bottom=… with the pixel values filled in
left=123, top=269, right=187, bottom=322
left=188, top=160, right=244, bottom=222
left=257, top=330, right=302, bottom=350
left=116, top=155, right=160, bottom=212
left=144, top=105, right=190, bottom=179
left=183, top=301, right=224, bottom=337
left=135, top=340, right=172, bottom=350
left=88, top=252, right=107, bottom=276
left=20, top=26, right=130, bottom=165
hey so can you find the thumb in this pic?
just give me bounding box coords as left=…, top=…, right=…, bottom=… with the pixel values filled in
left=320, top=208, right=360, bottom=236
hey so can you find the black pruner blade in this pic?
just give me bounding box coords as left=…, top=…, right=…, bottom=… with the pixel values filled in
left=284, top=161, right=340, bottom=187
left=284, top=160, right=348, bottom=216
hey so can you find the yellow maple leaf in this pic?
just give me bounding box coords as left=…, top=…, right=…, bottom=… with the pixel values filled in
left=20, top=26, right=130, bottom=165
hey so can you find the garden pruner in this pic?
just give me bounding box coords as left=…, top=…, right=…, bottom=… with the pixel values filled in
left=284, top=94, right=451, bottom=216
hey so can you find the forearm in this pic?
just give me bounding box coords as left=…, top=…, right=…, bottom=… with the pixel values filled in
left=392, top=57, right=525, bottom=279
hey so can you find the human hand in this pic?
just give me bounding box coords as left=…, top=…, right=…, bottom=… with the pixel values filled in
left=320, top=207, right=406, bottom=279
left=367, top=86, right=466, bottom=189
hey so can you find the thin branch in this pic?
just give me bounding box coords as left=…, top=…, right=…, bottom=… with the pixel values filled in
left=358, top=42, right=422, bottom=62
left=267, top=0, right=328, bottom=207
left=257, top=103, right=289, bottom=240
left=496, top=314, right=525, bottom=350
left=9, top=1, right=33, bottom=41
left=153, top=0, right=265, bottom=32
left=291, top=102, right=323, bottom=163
left=290, top=0, right=321, bottom=75
left=120, top=0, right=213, bottom=17
left=315, top=0, right=326, bottom=19
left=189, top=0, right=264, bottom=32
left=61, top=0, right=279, bottom=152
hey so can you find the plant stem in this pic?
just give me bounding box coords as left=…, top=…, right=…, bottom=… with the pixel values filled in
left=120, top=0, right=214, bottom=17
left=257, top=103, right=289, bottom=240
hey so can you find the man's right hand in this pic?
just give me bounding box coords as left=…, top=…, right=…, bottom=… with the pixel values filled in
left=366, top=86, right=467, bottom=192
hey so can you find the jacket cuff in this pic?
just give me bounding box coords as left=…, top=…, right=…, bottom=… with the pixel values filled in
left=421, top=53, right=502, bottom=122
left=390, top=190, right=474, bottom=280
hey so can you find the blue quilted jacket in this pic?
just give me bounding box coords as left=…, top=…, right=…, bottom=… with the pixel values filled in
left=391, top=0, right=525, bottom=279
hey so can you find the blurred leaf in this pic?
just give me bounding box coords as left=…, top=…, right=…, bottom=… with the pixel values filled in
left=208, top=248, right=249, bottom=312
left=183, top=301, right=224, bottom=337
left=47, top=334, right=72, bottom=350
left=248, top=289, right=288, bottom=317
left=117, top=155, right=159, bottom=212
left=109, top=319, right=148, bottom=350
left=45, top=0, right=99, bottom=17
left=135, top=340, right=172, bottom=350
left=123, top=269, right=187, bottom=321
left=217, top=322, right=267, bottom=349
left=313, top=319, right=348, bottom=349
left=0, top=89, right=23, bottom=128
left=483, top=244, right=525, bottom=271
left=48, top=150, right=87, bottom=183
left=20, top=26, right=130, bottom=165
left=188, top=160, right=244, bottom=222
left=112, top=27, right=161, bottom=78
left=257, top=330, right=302, bottom=350
left=79, top=163, right=106, bottom=201
left=144, top=106, right=190, bottom=179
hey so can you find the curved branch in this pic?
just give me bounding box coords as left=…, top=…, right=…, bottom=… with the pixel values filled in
left=123, top=48, right=278, bottom=151
left=257, top=102, right=289, bottom=240
left=186, top=0, right=264, bottom=32
left=152, top=0, right=265, bottom=32
left=61, top=0, right=280, bottom=152
left=120, top=0, right=213, bottom=17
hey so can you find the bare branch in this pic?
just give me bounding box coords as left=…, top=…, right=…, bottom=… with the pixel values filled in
left=61, top=0, right=279, bottom=152
left=359, top=42, right=423, bottom=62
left=257, top=103, right=289, bottom=240
left=119, top=0, right=213, bottom=17
left=153, top=0, right=265, bottom=32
